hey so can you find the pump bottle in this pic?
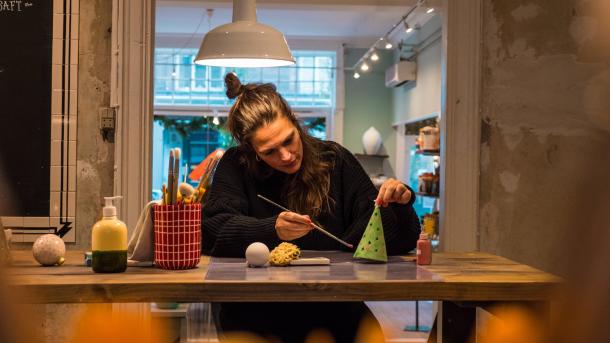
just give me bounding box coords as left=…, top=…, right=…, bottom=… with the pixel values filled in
left=92, top=196, right=128, bottom=273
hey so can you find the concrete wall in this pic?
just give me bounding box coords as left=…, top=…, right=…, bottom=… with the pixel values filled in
left=74, top=0, right=115, bottom=250
left=392, top=15, right=442, bottom=124
left=479, top=0, right=610, bottom=275
left=343, top=48, right=396, bottom=176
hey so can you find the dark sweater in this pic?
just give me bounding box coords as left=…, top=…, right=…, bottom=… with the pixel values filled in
left=202, top=141, right=420, bottom=256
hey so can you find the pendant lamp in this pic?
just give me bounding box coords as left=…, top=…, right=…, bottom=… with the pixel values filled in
left=195, top=0, right=295, bottom=68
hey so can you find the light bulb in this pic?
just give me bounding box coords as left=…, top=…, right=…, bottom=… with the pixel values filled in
left=212, top=116, right=220, bottom=125
left=427, top=7, right=434, bottom=14
left=370, top=52, right=379, bottom=61
left=406, top=26, right=414, bottom=33
left=353, top=72, right=360, bottom=79
left=360, top=63, right=369, bottom=72
left=385, top=42, right=393, bottom=49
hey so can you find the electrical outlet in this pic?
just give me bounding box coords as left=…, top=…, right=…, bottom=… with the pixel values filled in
left=99, top=107, right=116, bottom=142
left=99, top=107, right=115, bottom=129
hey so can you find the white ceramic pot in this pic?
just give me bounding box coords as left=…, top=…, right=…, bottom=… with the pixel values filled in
left=32, top=234, right=66, bottom=266
left=362, top=126, right=382, bottom=155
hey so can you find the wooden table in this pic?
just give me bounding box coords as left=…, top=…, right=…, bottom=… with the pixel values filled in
left=6, top=250, right=561, bottom=342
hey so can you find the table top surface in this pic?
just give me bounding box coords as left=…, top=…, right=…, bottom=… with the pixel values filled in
left=4, top=250, right=561, bottom=304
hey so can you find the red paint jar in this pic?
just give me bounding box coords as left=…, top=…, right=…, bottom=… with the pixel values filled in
left=416, top=233, right=432, bottom=265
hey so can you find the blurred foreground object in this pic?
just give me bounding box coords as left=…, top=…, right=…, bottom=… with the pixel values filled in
left=476, top=306, right=546, bottom=343
left=69, top=305, right=168, bottom=343
left=0, top=218, right=10, bottom=265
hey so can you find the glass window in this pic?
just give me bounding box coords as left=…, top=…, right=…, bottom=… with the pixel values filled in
left=151, top=116, right=235, bottom=200
left=153, top=48, right=336, bottom=108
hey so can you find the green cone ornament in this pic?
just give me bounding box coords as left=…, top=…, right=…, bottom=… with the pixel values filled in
left=354, top=205, right=387, bottom=263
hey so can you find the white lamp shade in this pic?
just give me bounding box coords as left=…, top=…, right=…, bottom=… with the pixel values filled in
left=195, top=1, right=295, bottom=68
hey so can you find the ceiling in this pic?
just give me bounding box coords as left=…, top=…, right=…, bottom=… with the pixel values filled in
left=155, top=0, right=424, bottom=48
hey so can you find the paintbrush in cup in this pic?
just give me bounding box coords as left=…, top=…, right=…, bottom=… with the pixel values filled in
left=256, top=194, right=354, bottom=249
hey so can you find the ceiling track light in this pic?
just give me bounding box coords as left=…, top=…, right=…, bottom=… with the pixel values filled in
left=403, top=20, right=413, bottom=33
left=370, top=51, right=379, bottom=62
left=351, top=1, right=434, bottom=77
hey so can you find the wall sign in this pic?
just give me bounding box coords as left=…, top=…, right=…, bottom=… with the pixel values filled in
left=0, top=0, right=79, bottom=243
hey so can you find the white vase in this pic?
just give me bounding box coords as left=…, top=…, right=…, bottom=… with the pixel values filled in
left=362, top=126, right=382, bottom=155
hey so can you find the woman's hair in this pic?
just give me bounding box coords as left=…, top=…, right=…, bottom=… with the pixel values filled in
left=224, top=72, right=335, bottom=217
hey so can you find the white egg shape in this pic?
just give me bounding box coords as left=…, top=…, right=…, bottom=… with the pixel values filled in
left=245, top=242, right=270, bottom=267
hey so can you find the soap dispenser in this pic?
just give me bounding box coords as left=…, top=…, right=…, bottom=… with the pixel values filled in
left=92, top=196, right=128, bottom=273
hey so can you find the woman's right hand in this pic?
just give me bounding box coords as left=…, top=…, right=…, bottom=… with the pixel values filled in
left=275, top=211, right=314, bottom=241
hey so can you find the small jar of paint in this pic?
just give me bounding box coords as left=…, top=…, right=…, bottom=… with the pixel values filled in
left=416, top=233, right=432, bottom=265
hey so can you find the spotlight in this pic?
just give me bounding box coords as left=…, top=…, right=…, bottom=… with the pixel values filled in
left=370, top=52, right=379, bottom=62
left=360, top=62, right=369, bottom=72
left=403, top=20, right=413, bottom=33
left=385, top=42, right=393, bottom=49
left=212, top=116, right=220, bottom=125
left=353, top=72, right=360, bottom=79
left=427, top=7, right=434, bottom=14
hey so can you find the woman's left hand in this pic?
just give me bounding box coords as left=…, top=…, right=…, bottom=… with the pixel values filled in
left=376, top=178, right=412, bottom=207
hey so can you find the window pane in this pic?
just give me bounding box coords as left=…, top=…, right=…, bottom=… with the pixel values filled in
left=210, top=67, right=223, bottom=80
left=298, top=56, right=314, bottom=67
left=279, top=67, right=296, bottom=82
left=262, top=68, right=279, bottom=82
left=298, top=67, right=314, bottom=81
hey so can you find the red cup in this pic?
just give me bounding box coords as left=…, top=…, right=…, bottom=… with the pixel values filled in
left=153, top=203, right=201, bottom=270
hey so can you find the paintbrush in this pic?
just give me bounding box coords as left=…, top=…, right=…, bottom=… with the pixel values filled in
left=167, top=149, right=175, bottom=205
left=173, top=148, right=181, bottom=205
left=256, top=194, right=354, bottom=249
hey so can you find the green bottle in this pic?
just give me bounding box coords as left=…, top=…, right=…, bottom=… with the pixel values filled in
left=91, top=196, right=127, bottom=273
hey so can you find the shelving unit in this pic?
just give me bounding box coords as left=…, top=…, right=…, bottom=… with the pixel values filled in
left=400, top=116, right=441, bottom=250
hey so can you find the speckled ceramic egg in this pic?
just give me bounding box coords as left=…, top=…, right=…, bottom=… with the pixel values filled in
left=32, top=234, right=66, bottom=266
left=245, top=242, right=270, bottom=267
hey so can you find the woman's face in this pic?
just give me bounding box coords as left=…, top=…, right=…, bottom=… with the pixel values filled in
left=251, top=116, right=303, bottom=174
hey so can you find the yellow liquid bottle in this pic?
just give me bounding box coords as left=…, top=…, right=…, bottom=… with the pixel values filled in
left=92, top=196, right=127, bottom=273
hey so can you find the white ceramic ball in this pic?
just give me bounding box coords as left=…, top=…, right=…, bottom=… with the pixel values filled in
left=245, top=242, right=270, bottom=267
left=32, top=234, right=66, bottom=266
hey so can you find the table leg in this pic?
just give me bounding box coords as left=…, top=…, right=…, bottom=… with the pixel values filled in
left=437, top=301, right=476, bottom=343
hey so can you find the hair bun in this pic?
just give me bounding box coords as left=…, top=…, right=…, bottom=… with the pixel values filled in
left=225, top=72, right=244, bottom=99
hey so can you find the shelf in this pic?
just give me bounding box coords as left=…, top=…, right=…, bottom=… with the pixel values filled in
left=415, top=192, right=439, bottom=198
left=415, top=149, right=440, bottom=156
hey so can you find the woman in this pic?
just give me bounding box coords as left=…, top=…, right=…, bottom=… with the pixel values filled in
left=202, top=73, right=421, bottom=343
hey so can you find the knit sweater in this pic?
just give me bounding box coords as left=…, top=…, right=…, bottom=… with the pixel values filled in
left=202, top=141, right=421, bottom=257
